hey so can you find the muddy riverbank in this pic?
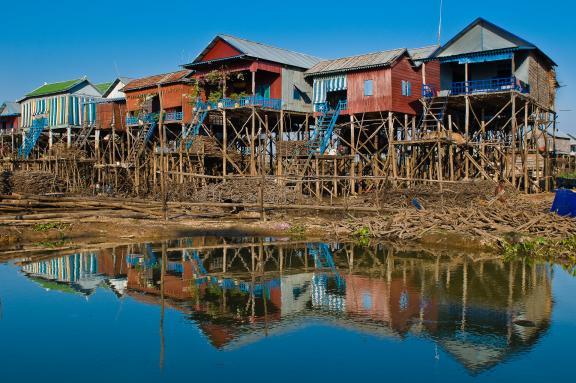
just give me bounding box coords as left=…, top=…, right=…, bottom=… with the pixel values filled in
left=1, top=183, right=574, bottom=259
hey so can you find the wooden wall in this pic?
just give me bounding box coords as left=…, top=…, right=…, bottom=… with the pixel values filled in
left=125, top=83, right=194, bottom=117
left=347, top=68, right=392, bottom=114
left=346, top=55, right=434, bottom=115
left=423, top=61, right=441, bottom=96
left=390, top=57, right=427, bottom=115
left=201, top=39, right=242, bottom=62
left=96, top=102, right=126, bottom=131
left=528, top=52, right=556, bottom=110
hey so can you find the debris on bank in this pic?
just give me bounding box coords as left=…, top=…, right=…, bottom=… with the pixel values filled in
left=340, top=183, right=576, bottom=249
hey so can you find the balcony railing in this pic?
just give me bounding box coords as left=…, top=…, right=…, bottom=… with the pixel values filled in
left=126, top=116, right=139, bottom=126
left=422, top=84, right=437, bottom=98
left=125, top=113, right=158, bottom=126
left=192, top=96, right=283, bottom=112
left=451, top=77, right=530, bottom=96
left=314, top=100, right=347, bottom=113
left=217, top=96, right=283, bottom=110
left=164, top=111, right=183, bottom=121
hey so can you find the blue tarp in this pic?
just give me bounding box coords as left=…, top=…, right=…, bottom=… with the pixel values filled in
left=551, top=189, right=576, bottom=217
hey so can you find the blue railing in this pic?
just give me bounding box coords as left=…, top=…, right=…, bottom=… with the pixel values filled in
left=218, top=95, right=282, bottom=110
left=126, top=113, right=157, bottom=126
left=193, top=96, right=283, bottom=112
left=240, top=95, right=282, bottom=110
left=314, top=100, right=348, bottom=113
left=451, top=77, right=530, bottom=96
left=422, top=84, right=436, bottom=98
left=219, top=98, right=236, bottom=108
left=18, top=117, right=47, bottom=159
left=164, top=111, right=183, bottom=121
left=126, top=116, right=139, bottom=126
left=310, top=100, right=346, bottom=155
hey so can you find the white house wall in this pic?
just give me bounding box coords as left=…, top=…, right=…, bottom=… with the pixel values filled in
left=106, top=81, right=127, bottom=99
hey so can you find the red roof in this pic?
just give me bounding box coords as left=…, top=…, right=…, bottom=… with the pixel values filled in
left=122, top=70, right=192, bottom=92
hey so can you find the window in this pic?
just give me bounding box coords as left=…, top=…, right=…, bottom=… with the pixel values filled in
left=402, top=80, right=412, bottom=96
left=293, top=87, right=301, bottom=101
left=364, top=80, right=373, bottom=96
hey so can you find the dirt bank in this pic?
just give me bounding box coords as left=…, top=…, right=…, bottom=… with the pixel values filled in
left=1, top=181, right=574, bottom=258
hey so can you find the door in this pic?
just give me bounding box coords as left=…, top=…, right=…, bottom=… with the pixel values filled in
left=256, top=83, right=270, bottom=98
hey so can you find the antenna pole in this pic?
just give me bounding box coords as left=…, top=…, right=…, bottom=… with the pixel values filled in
left=438, top=0, right=443, bottom=46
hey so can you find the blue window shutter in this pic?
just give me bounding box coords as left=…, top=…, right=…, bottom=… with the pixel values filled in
left=402, top=80, right=406, bottom=96
left=364, top=80, right=373, bottom=96
left=293, top=87, right=301, bottom=100
left=407, top=81, right=411, bottom=96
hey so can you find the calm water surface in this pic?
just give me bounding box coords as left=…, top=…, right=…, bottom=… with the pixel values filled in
left=1, top=238, right=575, bottom=382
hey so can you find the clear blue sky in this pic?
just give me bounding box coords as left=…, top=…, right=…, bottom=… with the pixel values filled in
left=1, top=0, right=574, bottom=134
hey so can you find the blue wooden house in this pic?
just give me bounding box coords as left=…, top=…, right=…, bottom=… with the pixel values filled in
left=18, top=77, right=103, bottom=157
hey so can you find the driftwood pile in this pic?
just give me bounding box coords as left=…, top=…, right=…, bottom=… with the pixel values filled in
left=366, top=180, right=509, bottom=209
left=47, top=143, right=86, bottom=159
left=0, top=194, right=165, bottom=224
left=277, top=140, right=308, bottom=157
left=190, top=178, right=297, bottom=204
left=186, top=136, right=242, bottom=162
left=342, top=186, right=576, bottom=245
left=1, top=171, right=12, bottom=194
left=6, top=171, right=66, bottom=195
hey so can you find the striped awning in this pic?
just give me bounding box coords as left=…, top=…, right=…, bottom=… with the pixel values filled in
left=440, top=51, right=514, bottom=64
left=313, top=75, right=347, bottom=104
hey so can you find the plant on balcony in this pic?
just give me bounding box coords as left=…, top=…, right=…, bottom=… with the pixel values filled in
left=185, top=81, right=201, bottom=106
left=207, top=90, right=223, bottom=104
left=228, top=91, right=249, bottom=100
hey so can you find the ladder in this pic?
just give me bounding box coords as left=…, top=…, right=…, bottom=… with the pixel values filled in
left=307, top=242, right=345, bottom=289
left=308, top=100, right=345, bottom=155
left=179, top=103, right=209, bottom=151
left=127, top=114, right=157, bottom=164
left=18, top=117, right=48, bottom=159
left=418, top=86, right=449, bottom=132
left=73, top=121, right=95, bottom=149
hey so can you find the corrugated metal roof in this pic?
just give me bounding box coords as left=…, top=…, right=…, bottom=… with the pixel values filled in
left=305, top=48, right=407, bottom=76
left=305, top=46, right=436, bottom=76
left=122, top=70, right=192, bottom=92
left=432, top=18, right=556, bottom=66
left=25, top=77, right=87, bottom=98
left=95, top=82, right=113, bottom=95
left=0, top=101, right=20, bottom=116
left=408, top=46, right=438, bottom=61
left=188, top=35, right=322, bottom=69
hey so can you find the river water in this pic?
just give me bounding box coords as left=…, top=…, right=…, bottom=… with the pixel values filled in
left=0, top=237, right=575, bottom=382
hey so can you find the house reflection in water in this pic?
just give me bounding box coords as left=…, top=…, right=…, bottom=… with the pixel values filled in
left=20, top=247, right=130, bottom=297
left=18, top=238, right=552, bottom=373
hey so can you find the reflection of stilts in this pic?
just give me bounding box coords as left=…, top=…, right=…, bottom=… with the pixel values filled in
left=260, top=241, right=268, bottom=337
left=461, top=259, right=468, bottom=332
left=159, top=241, right=167, bottom=370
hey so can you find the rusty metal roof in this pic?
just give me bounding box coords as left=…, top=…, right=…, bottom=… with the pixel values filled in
left=305, top=46, right=437, bottom=77
left=305, top=48, right=406, bottom=77
left=122, top=70, right=192, bottom=92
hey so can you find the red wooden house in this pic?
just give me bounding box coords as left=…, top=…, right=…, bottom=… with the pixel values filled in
left=305, top=46, right=439, bottom=115
left=182, top=35, right=321, bottom=112
left=121, top=70, right=194, bottom=127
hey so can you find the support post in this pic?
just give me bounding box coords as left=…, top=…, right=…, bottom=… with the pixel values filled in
left=222, top=109, right=227, bottom=177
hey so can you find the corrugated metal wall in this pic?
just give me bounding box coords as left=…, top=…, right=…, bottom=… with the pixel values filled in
left=20, top=94, right=99, bottom=128
left=281, top=68, right=314, bottom=113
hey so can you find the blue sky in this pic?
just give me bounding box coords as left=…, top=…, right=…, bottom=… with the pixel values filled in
left=0, top=0, right=573, bottom=134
